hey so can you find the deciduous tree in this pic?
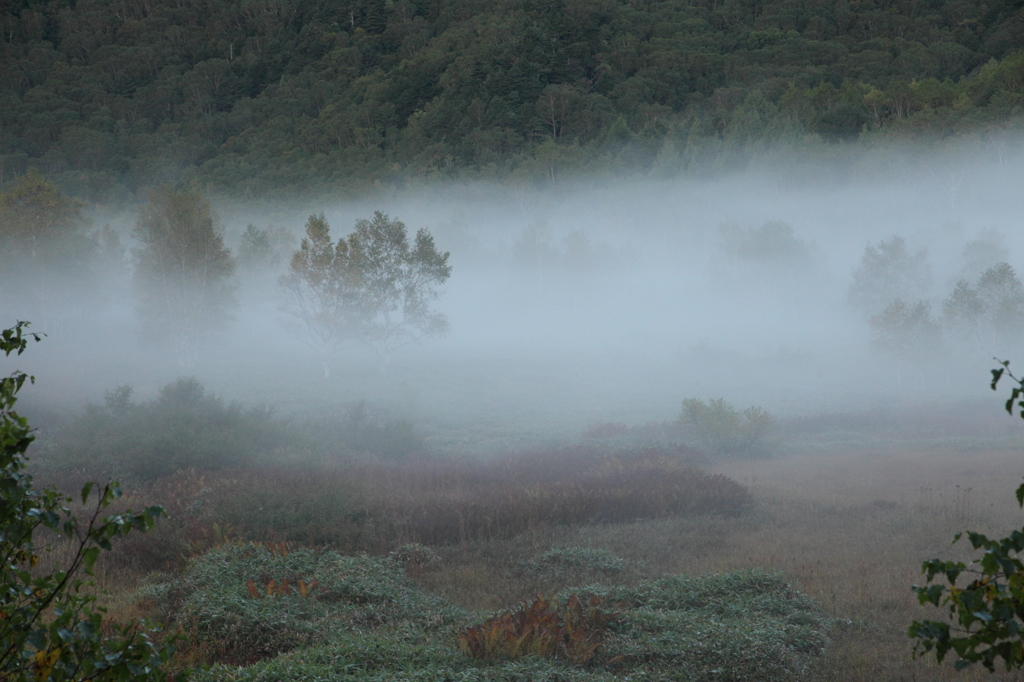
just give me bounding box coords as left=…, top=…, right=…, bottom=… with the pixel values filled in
left=869, top=298, right=942, bottom=388
left=280, top=211, right=451, bottom=375
left=848, top=236, right=931, bottom=317
left=0, top=171, right=94, bottom=329
left=132, top=185, right=237, bottom=367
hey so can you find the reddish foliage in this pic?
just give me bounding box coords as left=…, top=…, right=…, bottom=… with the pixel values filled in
left=458, top=593, right=622, bottom=664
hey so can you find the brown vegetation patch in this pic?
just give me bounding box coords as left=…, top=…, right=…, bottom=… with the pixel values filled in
left=101, top=445, right=747, bottom=572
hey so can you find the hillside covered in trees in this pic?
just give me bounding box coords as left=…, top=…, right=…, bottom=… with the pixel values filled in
left=2, top=0, right=1023, bottom=200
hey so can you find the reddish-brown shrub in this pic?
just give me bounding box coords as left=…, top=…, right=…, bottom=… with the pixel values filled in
left=458, top=593, right=621, bottom=664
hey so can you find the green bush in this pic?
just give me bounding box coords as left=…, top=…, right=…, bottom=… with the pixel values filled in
left=158, top=543, right=460, bottom=666
left=47, top=378, right=291, bottom=481
left=519, top=548, right=626, bottom=584
left=183, top=569, right=828, bottom=682
left=910, top=360, right=1024, bottom=671
left=678, top=398, right=777, bottom=458
left=41, top=386, right=424, bottom=484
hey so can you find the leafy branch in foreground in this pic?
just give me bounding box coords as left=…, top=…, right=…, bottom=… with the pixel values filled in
left=1, top=321, right=176, bottom=682
left=909, top=360, right=1024, bottom=671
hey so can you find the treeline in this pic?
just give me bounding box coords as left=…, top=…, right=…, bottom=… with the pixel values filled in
left=846, top=232, right=1024, bottom=385
left=1, top=0, right=1023, bottom=199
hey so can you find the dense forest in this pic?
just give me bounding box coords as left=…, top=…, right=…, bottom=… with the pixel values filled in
left=1, top=0, right=1023, bottom=200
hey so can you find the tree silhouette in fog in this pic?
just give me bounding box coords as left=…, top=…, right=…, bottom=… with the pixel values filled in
left=869, top=298, right=941, bottom=388
left=0, top=171, right=96, bottom=330
left=280, top=211, right=451, bottom=376
left=942, top=263, right=1024, bottom=353
left=848, top=235, right=931, bottom=317
left=132, top=185, right=237, bottom=367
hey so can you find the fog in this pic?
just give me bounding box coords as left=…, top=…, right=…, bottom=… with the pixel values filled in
left=6, top=142, right=1024, bottom=449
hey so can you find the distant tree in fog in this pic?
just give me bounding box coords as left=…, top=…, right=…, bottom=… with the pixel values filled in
left=960, top=228, right=1008, bottom=280
left=943, top=263, right=1024, bottom=352
left=0, top=171, right=95, bottom=328
left=942, top=280, right=986, bottom=349
left=718, top=221, right=811, bottom=265
left=279, top=214, right=359, bottom=377
left=280, top=212, right=451, bottom=376
left=512, top=219, right=557, bottom=270
left=977, top=263, right=1024, bottom=345
left=132, top=185, right=237, bottom=367
left=869, top=298, right=941, bottom=387
left=237, top=223, right=294, bottom=291
left=848, top=236, right=931, bottom=317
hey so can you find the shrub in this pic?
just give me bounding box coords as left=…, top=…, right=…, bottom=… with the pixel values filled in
left=158, top=543, right=460, bottom=666
left=458, top=593, right=622, bottom=665
left=597, top=570, right=830, bottom=678
left=46, top=378, right=291, bottom=481
left=389, top=543, right=441, bottom=577
left=102, top=444, right=751, bottom=567
left=183, top=568, right=828, bottom=682
left=678, top=397, right=776, bottom=457
left=40, top=388, right=424, bottom=485
left=581, top=422, right=630, bottom=439
left=519, top=548, right=626, bottom=583
left=382, top=448, right=752, bottom=545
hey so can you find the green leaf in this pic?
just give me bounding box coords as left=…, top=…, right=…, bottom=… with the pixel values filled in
left=83, top=546, right=100, bottom=573
left=81, top=481, right=95, bottom=504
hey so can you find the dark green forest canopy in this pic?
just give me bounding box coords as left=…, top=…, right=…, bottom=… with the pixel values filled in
left=1, top=0, right=1023, bottom=200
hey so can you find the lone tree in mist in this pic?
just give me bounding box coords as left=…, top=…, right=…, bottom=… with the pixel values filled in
left=132, top=186, right=237, bottom=367
left=848, top=235, right=931, bottom=317
left=869, top=298, right=941, bottom=388
left=280, top=211, right=451, bottom=376
left=942, top=279, right=987, bottom=349
left=0, top=171, right=97, bottom=327
left=977, top=262, right=1024, bottom=345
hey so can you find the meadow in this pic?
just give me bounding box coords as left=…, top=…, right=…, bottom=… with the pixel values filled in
left=25, top=376, right=1024, bottom=682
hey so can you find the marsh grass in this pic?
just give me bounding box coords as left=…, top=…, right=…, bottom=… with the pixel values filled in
left=369, top=443, right=1024, bottom=681
left=45, top=416, right=1024, bottom=681
left=97, top=446, right=749, bottom=572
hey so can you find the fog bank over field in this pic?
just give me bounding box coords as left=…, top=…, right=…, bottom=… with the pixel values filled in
left=7, top=144, right=1024, bottom=440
